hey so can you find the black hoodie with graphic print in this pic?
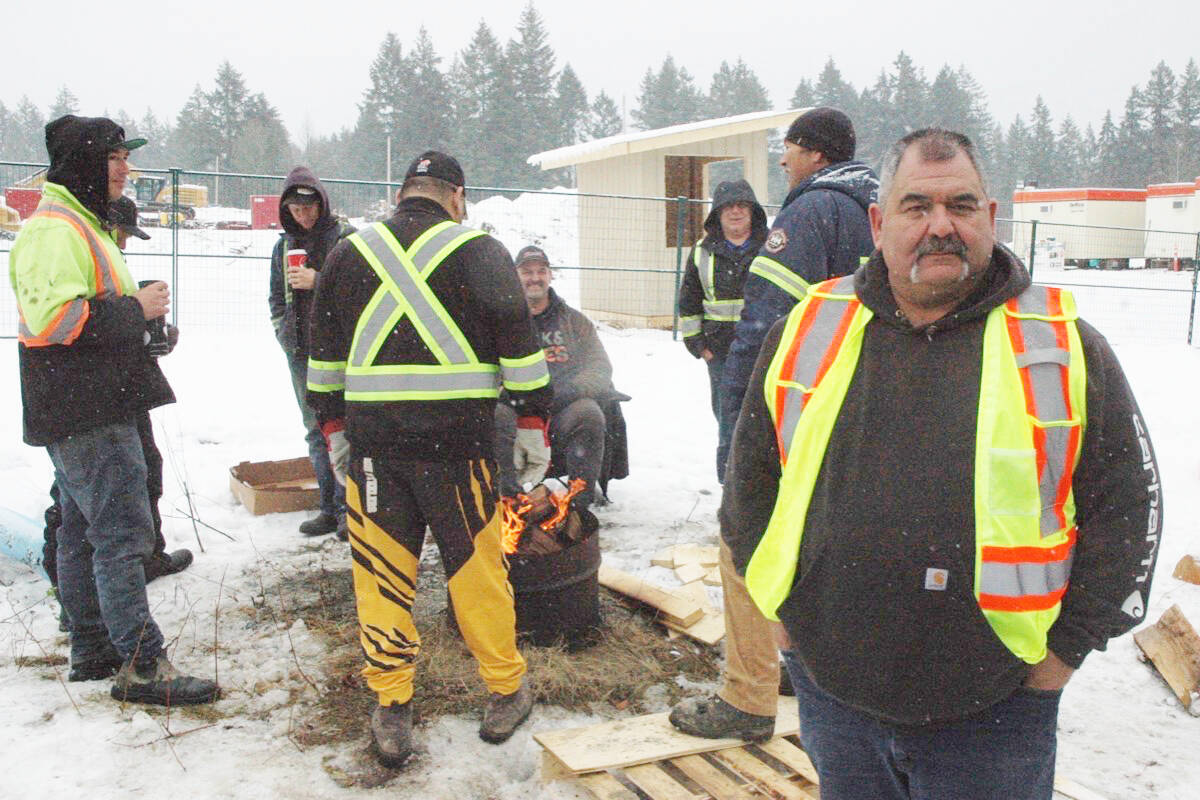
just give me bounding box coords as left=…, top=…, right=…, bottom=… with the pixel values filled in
left=723, top=245, right=1163, bottom=727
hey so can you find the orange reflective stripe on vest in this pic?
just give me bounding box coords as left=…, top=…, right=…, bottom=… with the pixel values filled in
left=769, top=274, right=858, bottom=466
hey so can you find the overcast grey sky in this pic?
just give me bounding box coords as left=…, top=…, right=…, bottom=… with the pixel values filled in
left=6, top=0, right=1198, bottom=146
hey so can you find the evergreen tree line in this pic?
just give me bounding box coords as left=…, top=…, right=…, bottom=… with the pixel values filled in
left=2, top=3, right=1198, bottom=211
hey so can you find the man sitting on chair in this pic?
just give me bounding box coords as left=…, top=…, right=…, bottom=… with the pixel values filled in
left=494, top=245, right=626, bottom=508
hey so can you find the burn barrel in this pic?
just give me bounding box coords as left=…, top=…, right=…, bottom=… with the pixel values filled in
left=507, top=524, right=602, bottom=649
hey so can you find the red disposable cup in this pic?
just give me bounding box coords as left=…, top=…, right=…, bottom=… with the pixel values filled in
left=286, top=249, right=308, bottom=269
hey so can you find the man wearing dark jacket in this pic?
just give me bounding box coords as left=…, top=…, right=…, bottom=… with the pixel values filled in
left=728, top=129, right=1161, bottom=799
left=671, top=108, right=877, bottom=744
left=677, top=179, right=767, bottom=481
left=10, top=115, right=218, bottom=705
left=719, top=107, right=877, bottom=472
left=306, top=152, right=552, bottom=766
left=269, top=166, right=354, bottom=537
left=494, top=245, right=621, bottom=510
left=42, top=196, right=193, bottom=591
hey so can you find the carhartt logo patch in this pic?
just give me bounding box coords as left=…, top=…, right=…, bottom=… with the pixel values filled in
left=925, top=568, right=949, bottom=591
left=764, top=228, right=788, bottom=253
left=1121, top=590, right=1145, bottom=619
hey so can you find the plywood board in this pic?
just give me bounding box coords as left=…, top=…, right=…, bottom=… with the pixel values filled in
left=534, top=696, right=798, bottom=776
left=651, top=547, right=677, bottom=568
left=756, top=738, right=819, bottom=785
left=1133, top=603, right=1200, bottom=712
left=673, top=581, right=714, bottom=613
left=669, top=753, right=747, bottom=800
left=661, top=612, right=725, bottom=646
left=702, top=567, right=723, bottom=586
left=674, top=562, right=708, bottom=585
left=599, top=564, right=704, bottom=627
left=697, top=546, right=719, bottom=567
left=671, top=543, right=704, bottom=567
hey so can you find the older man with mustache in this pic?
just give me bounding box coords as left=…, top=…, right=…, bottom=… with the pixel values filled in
left=721, top=128, right=1162, bottom=799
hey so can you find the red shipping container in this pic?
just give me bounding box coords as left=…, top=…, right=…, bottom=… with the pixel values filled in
left=250, top=195, right=281, bottom=230
left=5, top=187, right=43, bottom=220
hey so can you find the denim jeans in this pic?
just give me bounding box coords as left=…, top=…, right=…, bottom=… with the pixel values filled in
left=706, top=354, right=731, bottom=482
left=48, top=421, right=164, bottom=666
left=287, top=350, right=344, bottom=516
left=782, top=651, right=1060, bottom=800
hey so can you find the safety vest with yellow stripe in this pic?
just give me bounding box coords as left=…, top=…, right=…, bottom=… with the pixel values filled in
left=679, top=240, right=745, bottom=340
left=306, top=220, right=549, bottom=402
left=745, top=274, right=1087, bottom=664
left=12, top=183, right=135, bottom=346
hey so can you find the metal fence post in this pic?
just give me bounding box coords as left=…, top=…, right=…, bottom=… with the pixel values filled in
left=671, top=196, right=687, bottom=340
left=1189, top=232, right=1200, bottom=346
left=1027, top=219, right=1038, bottom=279
left=171, top=168, right=180, bottom=326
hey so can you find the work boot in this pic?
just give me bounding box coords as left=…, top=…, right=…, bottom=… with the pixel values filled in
left=479, top=682, right=533, bottom=743
left=669, top=695, right=774, bottom=743
left=299, top=512, right=338, bottom=536
left=370, top=700, right=414, bottom=768
left=110, top=654, right=221, bottom=706
left=144, top=549, right=194, bottom=583
left=68, top=646, right=124, bottom=682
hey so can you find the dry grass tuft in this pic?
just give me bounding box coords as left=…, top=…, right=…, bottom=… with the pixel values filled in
left=263, top=558, right=720, bottom=751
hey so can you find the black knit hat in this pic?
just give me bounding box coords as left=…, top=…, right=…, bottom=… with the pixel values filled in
left=784, top=107, right=856, bottom=162
left=404, top=150, right=465, bottom=187
left=110, top=196, right=150, bottom=240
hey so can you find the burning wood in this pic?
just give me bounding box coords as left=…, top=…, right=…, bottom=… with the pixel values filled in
left=501, top=479, right=588, bottom=556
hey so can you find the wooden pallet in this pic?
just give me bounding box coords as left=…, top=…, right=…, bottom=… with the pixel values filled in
left=538, top=704, right=1112, bottom=800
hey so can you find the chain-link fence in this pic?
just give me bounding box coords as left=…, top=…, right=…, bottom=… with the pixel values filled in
left=3, top=161, right=1199, bottom=346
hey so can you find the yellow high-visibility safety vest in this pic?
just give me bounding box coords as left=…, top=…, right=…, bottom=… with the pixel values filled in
left=746, top=274, right=1087, bottom=664
left=15, top=192, right=132, bottom=346
left=307, top=220, right=549, bottom=401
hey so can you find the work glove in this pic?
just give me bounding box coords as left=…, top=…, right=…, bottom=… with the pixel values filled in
left=514, top=416, right=551, bottom=487
left=321, top=419, right=349, bottom=486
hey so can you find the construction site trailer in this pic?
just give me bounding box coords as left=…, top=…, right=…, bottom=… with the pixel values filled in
left=1144, top=180, right=1200, bottom=266
left=1011, top=187, right=1147, bottom=268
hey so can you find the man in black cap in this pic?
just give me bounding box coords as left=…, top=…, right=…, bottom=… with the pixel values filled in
left=670, top=107, right=877, bottom=742
left=269, top=166, right=355, bottom=538
left=41, top=196, right=192, bottom=593
left=306, top=150, right=552, bottom=767
left=10, top=115, right=218, bottom=704
left=494, top=244, right=624, bottom=510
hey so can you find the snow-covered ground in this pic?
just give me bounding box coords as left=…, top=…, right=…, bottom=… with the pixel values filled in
left=0, top=201, right=1198, bottom=797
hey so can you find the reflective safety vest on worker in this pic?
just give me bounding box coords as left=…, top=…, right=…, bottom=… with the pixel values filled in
left=14, top=185, right=135, bottom=347
left=306, top=220, right=549, bottom=400
left=679, top=240, right=745, bottom=340
left=745, top=274, right=1087, bottom=664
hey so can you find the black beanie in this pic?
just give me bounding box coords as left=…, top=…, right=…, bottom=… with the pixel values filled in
left=784, top=107, right=856, bottom=163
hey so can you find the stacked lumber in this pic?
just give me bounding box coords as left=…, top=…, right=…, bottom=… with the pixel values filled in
left=599, top=561, right=724, bottom=645
left=535, top=703, right=1111, bottom=799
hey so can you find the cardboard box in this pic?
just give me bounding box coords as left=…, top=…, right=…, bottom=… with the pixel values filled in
left=229, top=457, right=320, bottom=515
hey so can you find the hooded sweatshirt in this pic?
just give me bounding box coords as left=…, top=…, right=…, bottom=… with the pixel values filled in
left=677, top=179, right=768, bottom=359
left=268, top=167, right=354, bottom=357
left=718, top=161, right=878, bottom=458
left=723, top=246, right=1162, bottom=727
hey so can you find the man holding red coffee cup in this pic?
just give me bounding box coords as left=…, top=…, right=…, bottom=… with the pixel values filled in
left=268, top=166, right=356, bottom=537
